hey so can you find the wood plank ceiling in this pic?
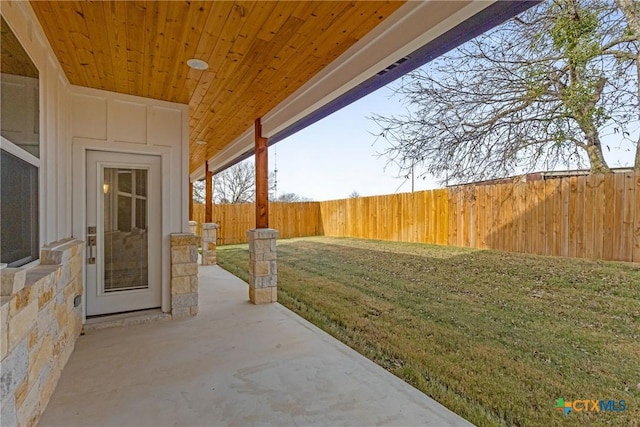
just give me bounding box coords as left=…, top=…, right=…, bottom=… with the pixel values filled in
left=29, top=1, right=406, bottom=172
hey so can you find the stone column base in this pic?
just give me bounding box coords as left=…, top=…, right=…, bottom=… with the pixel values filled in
left=249, top=287, right=278, bottom=305
left=247, top=228, right=279, bottom=304
left=170, top=233, right=199, bottom=318
left=201, top=223, right=218, bottom=265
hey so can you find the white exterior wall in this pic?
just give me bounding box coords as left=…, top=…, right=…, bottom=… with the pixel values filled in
left=2, top=1, right=190, bottom=315
left=69, top=88, right=189, bottom=313
left=1, top=1, right=73, bottom=245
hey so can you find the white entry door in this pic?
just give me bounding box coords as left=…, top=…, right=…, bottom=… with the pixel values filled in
left=86, top=151, right=162, bottom=316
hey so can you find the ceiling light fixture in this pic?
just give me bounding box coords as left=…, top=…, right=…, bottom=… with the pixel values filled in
left=187, top=58, right=209, bottom=70
left=196, top=140, right=207, bottom=145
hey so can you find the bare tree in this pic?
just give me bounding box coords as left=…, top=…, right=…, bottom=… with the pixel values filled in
left=213, top=161, right=255, bottom=204
left=348, top=190, right=361, bottom=198
left=192, top=160, right=309, bottom=204
left=273, top=192, right=312, bottom=202
left=192, top=179, right=206, bottom=204
left=372, top=0, right=639, bottom=184
left=191, top=161, right=254, bottom=204
left=615, top=0, right=640, bottom=170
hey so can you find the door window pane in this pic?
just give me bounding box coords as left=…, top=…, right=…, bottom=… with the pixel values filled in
left=135, top=198, right=147, bottom=230
left=135, top=169, right=146, bottom=197
left=118, top=170, right=131, bottom=193
left=103, top=167, right=148, bottom=292
left=117, top=195, right=132, bottom=233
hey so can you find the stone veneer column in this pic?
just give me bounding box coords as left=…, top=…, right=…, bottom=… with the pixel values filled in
left=247, top=228, right=279, bottom=304
left=170, top=234, right=199, bottom=318
left=188, top=220, right=197, bottom=236
left=201, top=223, right=218, bottom=265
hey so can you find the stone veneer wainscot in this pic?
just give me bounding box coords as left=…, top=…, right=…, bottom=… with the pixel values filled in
left=1, top=239, right=84, bottom=427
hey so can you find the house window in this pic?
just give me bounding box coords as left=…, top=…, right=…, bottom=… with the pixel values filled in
left=1, top=17, right=40, bottom=267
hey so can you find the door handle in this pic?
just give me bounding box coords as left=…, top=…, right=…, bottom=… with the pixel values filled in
left=87, top=227, right=96, bottom=264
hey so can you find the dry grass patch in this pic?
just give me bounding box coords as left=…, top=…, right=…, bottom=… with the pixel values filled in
left=218, top=237, right=640, bottom=427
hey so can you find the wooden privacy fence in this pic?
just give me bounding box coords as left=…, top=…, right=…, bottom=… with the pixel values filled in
left=319, top=190, right=450, bottom=245
left=448, top=173, right=639, bottom=262
left=193, top=202, right=321, bottom=245
left=192, top=172, right=640, bottom=262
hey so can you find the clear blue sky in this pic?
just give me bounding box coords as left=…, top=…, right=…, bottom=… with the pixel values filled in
left=267, top=86, right=435, bottom=202
left=264, top=82, right=637, bottom=202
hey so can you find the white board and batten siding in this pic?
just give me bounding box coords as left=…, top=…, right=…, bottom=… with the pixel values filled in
left=2, top=1, right=190, bottom=315
left=1, top=1, right=73, bottom=246
left=69, top=88, right=189, bottom=314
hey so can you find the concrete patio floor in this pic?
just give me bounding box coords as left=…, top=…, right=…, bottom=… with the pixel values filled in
left=40, top=265, right=472, bottom=427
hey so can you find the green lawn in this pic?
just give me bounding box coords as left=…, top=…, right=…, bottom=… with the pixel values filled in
left=217, top=237, right=640, bottom=427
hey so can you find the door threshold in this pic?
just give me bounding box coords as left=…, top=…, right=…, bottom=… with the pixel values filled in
left=83, top=308, right=170, bottom=332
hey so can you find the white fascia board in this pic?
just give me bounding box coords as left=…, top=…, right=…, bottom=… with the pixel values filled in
left=261, top=0, right=496, bottom=138
left=205, top=0, right=496, bottom=173
left=195, top=127, right=254, bottom=180
left=189, top=164, right=206, bottom=182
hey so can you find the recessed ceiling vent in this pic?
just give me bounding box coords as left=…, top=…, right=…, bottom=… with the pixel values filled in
left=376, top=56, right=410, bottom=76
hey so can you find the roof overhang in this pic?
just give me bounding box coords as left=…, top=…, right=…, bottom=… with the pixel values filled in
left=194, top=0, right=539, bottom=180
left=23, top=0, right=538, bottom=182
left=29, top=1, right=409, bottom=173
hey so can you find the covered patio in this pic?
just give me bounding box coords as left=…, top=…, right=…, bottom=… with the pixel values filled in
left=1, top=2, right=539, bottom=426
left=39, top=265, right=471, bottom=427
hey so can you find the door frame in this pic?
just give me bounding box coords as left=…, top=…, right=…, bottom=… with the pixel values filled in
left=86, top=151, right=162, bottom=315
left=72, top=138, right=174, bottom=321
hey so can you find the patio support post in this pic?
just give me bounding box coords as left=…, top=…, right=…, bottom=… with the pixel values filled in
left=202, top=163, right=216, bottom=262
left=201, top=223, right=218, bottom=265
left=170, top=234, right=199, bottom=318
left=248, top=118, right=278, bottom=304
left=188, top=181, right=197, bottom=237
left=189, top=181, right=194, bottom=221
left=255, top=118, right=268, bottom=228
left=205, top=161, right=213, bottom=223
left=188, top=220, right=197, bottom=236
